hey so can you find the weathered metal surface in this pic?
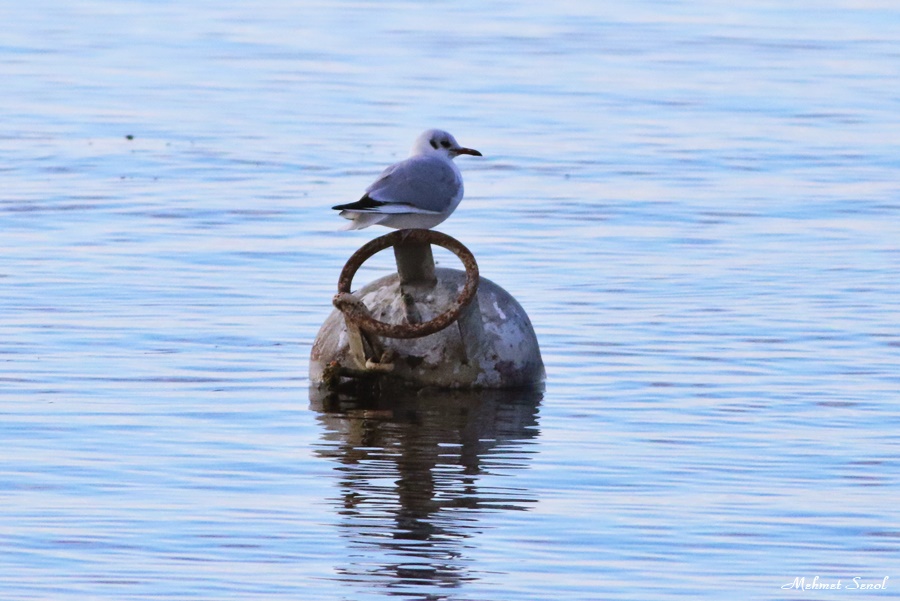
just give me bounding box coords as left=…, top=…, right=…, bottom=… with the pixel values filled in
left=334, top=229, right=479, bottom=339
left=312, top=228, right=544, bottom=391
left=311, top=268, right=545, bottom=389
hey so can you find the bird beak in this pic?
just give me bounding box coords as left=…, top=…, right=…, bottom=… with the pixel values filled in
left=454, top=147, right=483, bottom=157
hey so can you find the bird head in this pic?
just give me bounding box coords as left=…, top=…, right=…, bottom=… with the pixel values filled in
left=411, top=129, right=482, bottom=159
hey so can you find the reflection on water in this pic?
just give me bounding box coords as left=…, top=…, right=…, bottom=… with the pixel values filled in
left=310, top=388, right=542, bottom=597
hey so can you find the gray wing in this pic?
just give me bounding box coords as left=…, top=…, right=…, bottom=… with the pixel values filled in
left=365, top=155, right=461, bottom=213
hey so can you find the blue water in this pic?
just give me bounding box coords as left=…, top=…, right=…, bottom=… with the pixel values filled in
left=2, top=1, right=899, bottom=599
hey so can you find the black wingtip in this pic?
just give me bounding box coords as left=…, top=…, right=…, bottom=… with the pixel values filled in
left=332, top=195, right=386, bottom=211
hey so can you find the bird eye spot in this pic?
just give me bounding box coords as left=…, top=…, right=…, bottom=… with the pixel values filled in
left=440, top=140, right=451, bottom=148
left=429, top=139, right=439, bottom=149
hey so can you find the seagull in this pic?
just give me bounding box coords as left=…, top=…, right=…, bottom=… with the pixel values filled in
left=333, top=129, right=482, bottom=230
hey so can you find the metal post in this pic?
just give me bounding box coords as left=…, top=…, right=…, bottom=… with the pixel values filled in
left=394, top=241, right=437, bottom=286
left=394, top=240, right=436, bottom=326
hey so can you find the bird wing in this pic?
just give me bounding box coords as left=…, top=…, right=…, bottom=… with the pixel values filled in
left=332, top=196, right=440, bottom=214
left=364, top=155, right=461, bottom=213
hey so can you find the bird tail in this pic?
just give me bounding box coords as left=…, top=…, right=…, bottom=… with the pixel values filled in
left=338, top=211, right=386, bottom=230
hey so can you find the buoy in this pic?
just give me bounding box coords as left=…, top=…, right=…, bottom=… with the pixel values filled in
left=310, top=229, right=544, bottom=394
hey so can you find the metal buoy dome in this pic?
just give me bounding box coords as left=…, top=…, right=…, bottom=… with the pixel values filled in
left=310, top=229, right=544, bottom=392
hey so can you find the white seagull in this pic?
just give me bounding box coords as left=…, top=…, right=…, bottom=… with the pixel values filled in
left=333, top=129, right=482, bottom=230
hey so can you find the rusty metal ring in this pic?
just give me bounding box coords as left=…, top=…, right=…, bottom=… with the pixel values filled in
left=334, top=229, right=479, bottom=339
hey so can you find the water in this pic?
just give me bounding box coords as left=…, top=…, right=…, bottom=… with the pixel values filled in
left=2, top=1, right=899, bottom=599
